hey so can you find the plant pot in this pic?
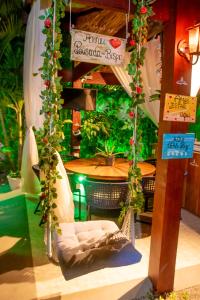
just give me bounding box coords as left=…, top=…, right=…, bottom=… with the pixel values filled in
left=7, top=175, right=22, bottom=190
left=105, top=156, right=115, bottom=166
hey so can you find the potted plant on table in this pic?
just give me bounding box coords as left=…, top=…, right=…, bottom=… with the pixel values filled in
left=95, top=140, right=124, bottom=166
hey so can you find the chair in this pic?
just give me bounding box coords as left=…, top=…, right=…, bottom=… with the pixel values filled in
left=84, top=179, right=129, bottom=219
left=144, top=158, right=157, bottom=177
left=142, top=176, right=155, bottom=212
left=32, top=164, right=42, bottom=214
left=144, top=158, right=157, bottom=166
left=67, top=172, right=85, bottom=220
left=60, top=154, right=84, bottom=220
left=32, top=161, right=135, bottom=266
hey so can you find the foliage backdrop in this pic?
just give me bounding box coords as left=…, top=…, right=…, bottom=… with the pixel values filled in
left=61, top=85, right=158, bottom=160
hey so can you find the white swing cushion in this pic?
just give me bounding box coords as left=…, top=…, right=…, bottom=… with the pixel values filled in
left=53, top=220, right=129, bottom=266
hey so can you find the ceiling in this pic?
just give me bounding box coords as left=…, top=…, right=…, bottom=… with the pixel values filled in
left=27, top=0, right=163, bottom=85
left=67, top=1, right=162, bottom=85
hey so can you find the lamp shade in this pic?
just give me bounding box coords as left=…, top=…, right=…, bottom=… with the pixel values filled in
left=188, top=24, right=200, bottom=54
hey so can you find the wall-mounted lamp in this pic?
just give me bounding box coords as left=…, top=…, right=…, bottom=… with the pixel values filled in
left=177, top=23, right=200, bottom=65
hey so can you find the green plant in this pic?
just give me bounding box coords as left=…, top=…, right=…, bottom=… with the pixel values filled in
left=0, top=46, right=25, bottom=175
left=38, top=0, right=66, bottom=231
left=79, top=85, right=157, bottom=160
left=143, top=289, right=190, bottom=300
left=95, top=140, right=124, bottom=158
left=0, top=0, right=25, bottom=175
left=81, top=111, right=110, bottom=140
left=0, top=0, right=25, bottom=61
left=119, top=0, right=154, bottom=220
left=154, top=291, right=189, bottom=300
left=59, top=30, right=72, bottom=70
left=8, top=170, right=21, bottom=178
left=189, top=95, right=200, bottom=141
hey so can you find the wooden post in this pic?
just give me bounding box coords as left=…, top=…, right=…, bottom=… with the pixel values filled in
left=71, top=80, right=82, bottom=157
left=148, top=0, right=200, bottom=293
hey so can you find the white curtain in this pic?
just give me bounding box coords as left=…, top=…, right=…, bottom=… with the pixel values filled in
left=111, top=37, right=161, bottom=126
left=54, top=152, right=74, bottom=223
left=21, top=128, right=40, bottom=193
left=21, top=0, right=45, bottom=194
left=191, top=57, right=200, bottom=96
left=22, top=0, right=75, bottom=224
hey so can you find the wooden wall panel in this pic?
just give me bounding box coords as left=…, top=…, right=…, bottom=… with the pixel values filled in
left=184, top=153, right=200, bottom=216
left=148, top=0, right=200, bottom=293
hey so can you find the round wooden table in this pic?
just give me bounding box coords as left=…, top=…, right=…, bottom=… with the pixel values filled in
left=64, top=158, right=156, bottom=181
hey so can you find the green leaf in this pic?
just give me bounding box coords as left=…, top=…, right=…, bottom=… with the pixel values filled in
left=39, top=15, right=46, bottom=20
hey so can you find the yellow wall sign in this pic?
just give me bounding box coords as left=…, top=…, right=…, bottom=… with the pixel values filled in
left=163, top=93, right=197, bottom=122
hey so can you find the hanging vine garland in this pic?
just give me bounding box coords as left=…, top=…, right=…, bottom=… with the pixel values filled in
left=38, top=0, right=66, bottom=231
left=37, top=0, right=154, bottom=228
left=119, top=0, right=154, bottom=223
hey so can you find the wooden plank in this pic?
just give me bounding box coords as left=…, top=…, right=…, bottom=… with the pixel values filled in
left=100, top=72, right=121, bottom=85
left=72, top=62, right=99, bottom=81
left=64, top=158, right=156, bottom=180
left=148, top=0, right=199, bottom=293
left=71, top=81, right=82, bottom=157
left=40, top=0, right=51, bottom=9
left=74, top=0, right=135, bottom=13
left=184, top=153, right=200, bottom=216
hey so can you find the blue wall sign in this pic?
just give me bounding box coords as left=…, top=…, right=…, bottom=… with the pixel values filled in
left=162, top=133, right=195, bottom=159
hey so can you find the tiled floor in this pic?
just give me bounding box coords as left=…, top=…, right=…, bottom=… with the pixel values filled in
left=1, top=192, right=200, bottom=299
left=31, top=207, right=200, bottom=299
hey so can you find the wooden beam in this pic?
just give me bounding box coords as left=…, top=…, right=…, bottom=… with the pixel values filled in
left=72, top=62, right=99, bottom=81
left=100, top=72, right=121, bottom=85
left=74, top=0, right=135, bottom=13
left=152, top=0, right=171, bottom=22
left=40, top=0, right=51, bottom=9
left=148, top=0, right=199, bottom=293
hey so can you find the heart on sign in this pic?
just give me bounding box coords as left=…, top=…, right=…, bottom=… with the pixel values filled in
left=109, top=38, right=121, bottom=49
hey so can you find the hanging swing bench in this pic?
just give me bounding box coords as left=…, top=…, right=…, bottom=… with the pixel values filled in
left=52, top=207, right=135, bottom=267
left=33, top=162, right=136, bottom=267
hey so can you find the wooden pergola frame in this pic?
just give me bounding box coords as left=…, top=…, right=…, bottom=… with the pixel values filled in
left=37, top=0, right=199, bottom=293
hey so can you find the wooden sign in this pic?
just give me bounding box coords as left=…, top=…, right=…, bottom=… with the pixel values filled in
left=163, top=93, right=197, bottom=122
left=70, top=29, right=126, bottom=66
left=162, top=133, right=195, bottom=159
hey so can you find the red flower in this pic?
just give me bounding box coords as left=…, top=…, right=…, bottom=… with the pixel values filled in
left=129, top=39, right=136, bottom=47
left=129, top=111, right=135, bottom=118
left=40, top=193, right=46, bottom=200
left=44, top=18, right=51, bottom=28
left=53, top=51, right=58, bottom=59
left=44, top=80, right=50, bottom=88
left=129, top=160, right=133, bottom=166
left=43, top=137, right=48, bottom=144
left=130, top=138, right=134, bottom=146
left=136, top=86, right=142, bottom=94
left=42, top=214, right=48, bottom=223
left=140, top=6, right=148, bottom=14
